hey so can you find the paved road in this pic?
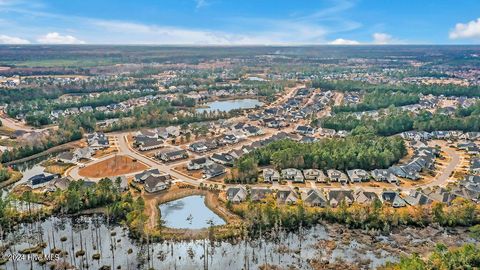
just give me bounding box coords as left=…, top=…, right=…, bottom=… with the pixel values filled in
left=422, top=140, right=461, bottom=189
left=65, top=84, right=464, bottom=196
left=0, top=114, right=35, bottom=131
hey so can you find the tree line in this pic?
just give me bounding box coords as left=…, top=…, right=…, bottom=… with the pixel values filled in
left=382, top=243, right=480, bottom=270
left=321, top=108, right=480, bottom=136
left=232, top=195, right=480, bottom=236
left=233, top=132, right=406, bottom=182
left=311, top=79, right=480, bottom=97
left=333, top=90, right=420, bottom=113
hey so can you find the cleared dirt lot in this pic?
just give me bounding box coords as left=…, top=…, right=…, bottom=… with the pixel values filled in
left=78, top=155, right=148, bottom=178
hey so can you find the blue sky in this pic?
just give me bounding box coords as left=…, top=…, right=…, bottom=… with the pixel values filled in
left=0, top=0, right=479, bottom=45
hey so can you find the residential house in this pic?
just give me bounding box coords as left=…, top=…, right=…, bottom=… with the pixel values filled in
left=303, top=189, right=328, bottom=207
left=347, top=169, right=370, bottom=183
left=403, top=191, right=433, bottom=206
left=144, top=174, right=172, bottom=193
left=211, top=153, right=235, bottom=166
left=223, top=134, right=238, bottom=144
left=470, top=158, right=480, bottom=174
left=263, top=168, right=280, bottom=182
left=189, top=142, right=208, bottom=153
left=381, top=191, right=406, bottom=208
left=467, top=145, right=480, bottom=155
left=166, top=126, right=181, bottom=137
left=226, top=186, right=248, bottom=203
left=187, top=157, right=212, bottom=170
left=354, top=189, right=379, bottom=204
left=155, top=127, right=169, bottom=140
left=87, top=132, right=109, bottom=150
left=44, top=177, right=71, bottom=192
left=57, top=152, right=76, bottom=164
left=203, top=163, right=226, bottom=179
left=371, top=169, right=399, bottom=184
left=158, top=149, right=188, bottom=162
left=424, top=188, right=457, bottom=205
left=295, top=125, right=315, bottom=135
left=28, top=173, right=60, bottom=189
left=74, top=147, right=93, bottom=160
left=243, top=125, right=263, bottom=136
left=327, top=169, right=348, bottom=184
left=303, top=169, right=326, bottom=182
left=134, top=169, right=161, bottom=183
left=138, top=137, right=164, bottom=151
left=328, top=190, right=354, bottom=207
left=281, top=168, right=304, bottom=182
left=250, top=188, right=272, bottom=201
left=276, top=189, right=299, bottom=204
left=389, top=165, right=420, bottom=180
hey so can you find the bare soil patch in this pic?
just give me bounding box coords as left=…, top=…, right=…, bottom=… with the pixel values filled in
left=78, top=155, right=148, bottom=178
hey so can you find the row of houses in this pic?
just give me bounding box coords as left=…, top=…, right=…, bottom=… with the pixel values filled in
left=389, top=147, right=439, bottom=180
left=226, top=187, right=407, bottom=208
left=227, top=183, right=479, bottom=208
left=401, top=131, right=480, bottom=141
left=209, top=132, right=298, bottom=168
left=457, top=141, right=480, bottom=155
left=262, top=167, right=399, bottom=184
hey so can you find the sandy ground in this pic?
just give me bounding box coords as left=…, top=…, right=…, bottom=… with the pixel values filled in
left=78, top=155, right=148, bottom=178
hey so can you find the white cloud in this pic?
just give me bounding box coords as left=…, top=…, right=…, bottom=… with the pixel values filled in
left=372, top=32, right=393, bottom=44
left=91, top=19, right=329, bottom=45
left=0, top=34, right=30, bottom=44
left=194, top=0, right=208, bottom=9
left=449, top=18, right=480, bottom=40
left=329, top=38, right=360, bottom=45
left=0, top=0, right=360, bottom=45
left=36, top=32, right=85, bottom=44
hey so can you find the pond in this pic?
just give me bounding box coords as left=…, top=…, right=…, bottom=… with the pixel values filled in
left=196, top=98, right=263, bottom=113
left=8, top=152, right=60, bottom=189
left=159, top=195, right=226, bottom=229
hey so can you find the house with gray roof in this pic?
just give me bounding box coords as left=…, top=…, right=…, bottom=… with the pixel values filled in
left=381, top=191, right=406, bottom=208
left=281, top=168, right=304, bottom=182
left=403, top=191, right=433, bottom=206
left=328, top=189, right=354, bottom=207
left=354, top=189, right=379, bottom=204
left=263, top=168, right=280, bottom=182
left=371, top=169, right=399, bottom=184
left=226, top=186, right=247, bottom=203
left=326, top=169, right=348, bottom=184
left=303, top=169, right=326, bottom=182
left=303, top=189, right=328, bottom=207
left=276, top=189, right=299, bottom=204
left=347, top=169, right=370, bottom=183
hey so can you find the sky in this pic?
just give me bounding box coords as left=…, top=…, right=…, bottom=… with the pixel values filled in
left=0, top=0, right=479, bottom=45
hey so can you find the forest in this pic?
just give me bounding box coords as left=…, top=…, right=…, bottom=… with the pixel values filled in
left=234, top=131, right=406, bottom=181
left=333, top=91, right=420, bottom=113
left=312, top=79, right=480, bottom=97
left=321, top=108, right=480, bottom=136
left=232, top=195, right=480, bottom=234
left=383, top=243, right=480, bottom=270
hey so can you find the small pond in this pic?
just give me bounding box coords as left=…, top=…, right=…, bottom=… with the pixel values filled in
left=196, top=98, right=263, bottom=113
left=159, top=195, right=226, bottom=229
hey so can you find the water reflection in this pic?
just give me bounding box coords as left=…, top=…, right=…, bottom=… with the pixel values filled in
left=1, top=216, right=400, bottom=270
left=159, top=195, right=226, bottom=229
left=196, top=98, right=263, bottom=113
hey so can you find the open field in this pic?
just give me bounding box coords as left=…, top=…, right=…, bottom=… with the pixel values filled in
left=78, top=155, right=148, bottom=178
